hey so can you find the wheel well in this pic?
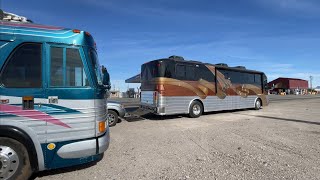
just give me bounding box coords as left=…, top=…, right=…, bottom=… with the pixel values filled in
left=108, top=109, right=118, bottom=116
left=189, top=99, right=204, bottom=111
left=0, top=126, right=39, bottom=172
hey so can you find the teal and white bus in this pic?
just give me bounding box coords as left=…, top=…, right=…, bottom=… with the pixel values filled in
left=0, top=11, right=110, bottom=179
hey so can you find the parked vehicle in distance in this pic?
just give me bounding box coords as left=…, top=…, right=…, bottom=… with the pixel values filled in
left=0, top=11, right=110, bottom=180
left=139, top=56, right=269, bottom=118
left=107, top=101, right=126, bottom=127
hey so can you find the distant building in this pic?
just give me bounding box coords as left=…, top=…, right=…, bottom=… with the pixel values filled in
left=110, top=90, right=122, bottom=98
left=268, top=77, right=308, bottom=95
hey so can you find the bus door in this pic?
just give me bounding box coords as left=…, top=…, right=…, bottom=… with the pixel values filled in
left=0, top=43, right=47, bottom=130
left=45, top=44, right=95, bottom=142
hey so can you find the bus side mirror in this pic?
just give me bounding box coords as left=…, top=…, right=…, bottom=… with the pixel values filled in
left=0, top=9, right=4, bottom=20
left=101, top=65, right=110, bottom=89
left=102, top=72, right=110, bottom=85
left=105, top=84, right=111, bottom=90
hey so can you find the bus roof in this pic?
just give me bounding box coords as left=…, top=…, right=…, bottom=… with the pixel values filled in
left=0, top=21, right=95, bottom=47
left=146, top=57, right=264, bottom=74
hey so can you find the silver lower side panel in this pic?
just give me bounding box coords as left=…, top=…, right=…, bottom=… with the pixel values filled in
left=156, top=95, right=258, bottom=115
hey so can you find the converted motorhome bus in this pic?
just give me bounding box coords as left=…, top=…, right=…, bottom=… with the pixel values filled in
left=140, top=56, right=269, bottom=117
left=0, top=12, right=109, bottom=180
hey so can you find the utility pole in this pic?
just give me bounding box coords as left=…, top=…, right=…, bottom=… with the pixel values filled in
left=310, top=76, right=313, bottom=92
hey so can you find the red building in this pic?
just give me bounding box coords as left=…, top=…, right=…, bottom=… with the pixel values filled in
left=268, top=77, right=309, bottom=95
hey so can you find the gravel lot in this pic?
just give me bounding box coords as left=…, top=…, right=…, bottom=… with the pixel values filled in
left=35, top=96, right=320, bottom=180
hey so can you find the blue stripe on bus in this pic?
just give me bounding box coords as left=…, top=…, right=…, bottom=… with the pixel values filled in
left=1, top=104, right=81, bottom=116
left=0, top=88, right=104, bottom=99
left=42, top=104, right=80, bottom=114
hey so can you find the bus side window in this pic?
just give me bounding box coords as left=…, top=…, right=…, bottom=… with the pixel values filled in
left=0, top=43, right=42, bottom=88
left=51, top=47, right=64, bottom=86
left=50, top=47, right=89, bottom=87
left=66, top=48, right=88, bottom=87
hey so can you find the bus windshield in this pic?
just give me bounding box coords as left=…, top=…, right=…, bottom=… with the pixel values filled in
left=89, top=49, right=103, bottom=86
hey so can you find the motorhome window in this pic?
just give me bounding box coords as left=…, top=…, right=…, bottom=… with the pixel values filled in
left=141, top=62, right=160, bottom=81
left=0, top=43, right=42, bottom=88
left=223, top=70, right=240, bottom=83
left=254, top=74, right=262, bottom=85
left=198, top=65, right=215, bottom=82
left=141, top=64, right=150, bottom=81
left=186, top=65, right=196, bottom=81
left=50, top=47, right=64, bottom=86
left=263, top=74, right=268, bottom=92
left=231, top=71, right=244, bottom=84
left=164, top=67, right=172, bottom=78
left=220, top=69, right=262, bottom=86
left=220, top=70, right=231, bottom=81
left=247, top=73, right=255, bottom=84
left=176, top=64, right=185, bottom=79
left=66, top=48, right=88, bottom=86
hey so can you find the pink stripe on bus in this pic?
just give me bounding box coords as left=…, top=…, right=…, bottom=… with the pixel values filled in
left=0, top=104, right=71, bottom=128
left=1, top=22, right=64, bottom=30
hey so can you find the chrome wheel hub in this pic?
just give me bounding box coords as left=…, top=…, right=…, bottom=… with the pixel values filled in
left=108, top=114, right=115, bottom=124
left=256, top=100, right=261, bottom=109
left=193, top=104, right=201, bottom=115
left=0, top=146, right=19, bottom=180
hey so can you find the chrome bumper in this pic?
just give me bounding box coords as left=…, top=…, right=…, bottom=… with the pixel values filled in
left=57, top=129, right=110, bottom=159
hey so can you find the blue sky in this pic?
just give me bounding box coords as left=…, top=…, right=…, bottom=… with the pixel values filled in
left=2, top=0, right=320, bottom=91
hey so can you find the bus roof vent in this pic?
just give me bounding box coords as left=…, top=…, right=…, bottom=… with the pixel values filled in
left=234, top=66, right=246, bottom=69
left=1, top=10, right=33, bottom=23
left=168, top=55, right=184, bottom=61
left=215, top=63, right=228, bottom=67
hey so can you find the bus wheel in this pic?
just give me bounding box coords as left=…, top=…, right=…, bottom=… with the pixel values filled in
left=189, top=101, right=203, bottom=118
left=255, top=99, right=262, bottom=110
left=108, top=110, right=118, bottom=127
left=0, top=137, right=32, bottom=180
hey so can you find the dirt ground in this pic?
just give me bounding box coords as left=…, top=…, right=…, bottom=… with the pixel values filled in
left=35, top=96, right=320, bottom=180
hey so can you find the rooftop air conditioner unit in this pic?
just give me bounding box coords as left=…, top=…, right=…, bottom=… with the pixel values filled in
left=168, top=55, right=184, bottom=61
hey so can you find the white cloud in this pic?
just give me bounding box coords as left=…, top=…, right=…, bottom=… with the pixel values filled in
left=256, top=0, right=320, bottom=15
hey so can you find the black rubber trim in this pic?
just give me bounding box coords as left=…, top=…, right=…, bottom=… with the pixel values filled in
left=95, top=132, right=107, bottom=154
left=0, top=126, right=39, bottom=172
left=96, top=138, right=99, bottom=154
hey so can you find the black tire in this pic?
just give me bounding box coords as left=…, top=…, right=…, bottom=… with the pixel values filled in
left=254, top=99, right=262, bottom=110
left=189, top=101, right=203, bottom=118
left=108, top=110, right=118, bottom=127
left=0, top=137, right=32, bottom=180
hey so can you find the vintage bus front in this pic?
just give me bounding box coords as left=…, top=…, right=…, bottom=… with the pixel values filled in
left=0, top=20, right=109, bottom=179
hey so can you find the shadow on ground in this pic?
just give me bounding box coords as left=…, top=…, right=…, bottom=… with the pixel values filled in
left=237, top=113, right=320, bottom=126
left=124, top=108, right=254, bottom=122
left=29, top=154, right=104, bottom=180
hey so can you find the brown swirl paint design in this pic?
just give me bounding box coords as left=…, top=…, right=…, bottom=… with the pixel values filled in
left=142, top=65, right=266, bottom=101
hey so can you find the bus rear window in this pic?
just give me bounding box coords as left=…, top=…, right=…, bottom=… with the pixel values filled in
left=141, top=62, right=160, bottom=81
